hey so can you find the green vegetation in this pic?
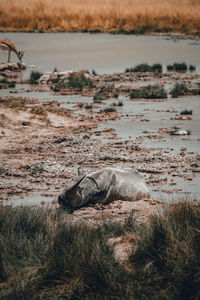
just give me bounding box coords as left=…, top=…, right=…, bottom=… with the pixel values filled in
left=29, top=71, right=43, bottom=84
left=189, top=65, right=196, bottom=71
left=54, top=72, right=94, bottom=92
left=170, top=82, right=188, bottom=98
left=130, top=85, right=167, bottom=99
left=1, top=202, right=200, bottom=299
left=85, top=104, right=93, bottom=109
left=93, top=91, right=108, bottom=102
left=193, top=88, right=200, bottom=95
left=113, top=101, right=123, bottom=107
left=129, top=202, right=200, bottom=299
left=167, top=62, right=187, bottom=71
left=91, top=69, right=97, bottom=75
left=102, top=107, right=117, bottom=113
left=125, top=63, right=162, bottom=73
left=167, top=62, right=196, bottom=72
left=0, top=78, right=16, bottom=89
left=180, top=109, right=193, bottom=115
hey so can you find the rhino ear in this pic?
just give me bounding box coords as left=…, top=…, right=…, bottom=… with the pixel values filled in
left=77, top=167, right=84, bottom=176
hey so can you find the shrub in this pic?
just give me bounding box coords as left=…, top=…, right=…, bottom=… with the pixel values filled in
left=67, top=73, right=94, bottom=91
left=180, top=109, right=193, bottom=115
left=113, top=101, right=123, bottom=107
left=189, top=65, right=196, bottom=71
left=54, top=72, right=94, bottom=92
left=193, top=88, right=200, bottom=95
left=92, top=69, right=97, bottom=75
left=29, top=71, right=43, bottom=84
left=0, top=78, right=16, bottom=89
left=85, top=104, right=93, bottom=109
left=167, top=62, right=188, bottom=72
left=170, top=82, right=188, bottom=97
left=130, top=85, right=167, bottom=99
left=125, top=63, right=162, bottom=73
left=102, top=107, right=117, bottom=113
left=93, top=91, right=108, bottom=101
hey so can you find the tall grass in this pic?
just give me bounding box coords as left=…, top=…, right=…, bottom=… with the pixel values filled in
left=0, top=0, right=200, bottom=34
left=129, top=202, right=200, bottom=300
left=0, top=201, right=200, bottom=299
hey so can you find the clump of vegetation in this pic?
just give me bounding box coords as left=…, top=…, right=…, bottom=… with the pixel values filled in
left=0, top=206, right=125, bottom=299
left=0, top=78, right=16, bottom=89
left=114, top=92, right=119, bottom=98
left=170, top=82, right=188, bottom=98
left=91, top=69, right=97, bottom=75
left=167, top=62, right=187, bottom=71
left=193, top=88, right=200, bottom=95
left=180, top=109, right=193, bottom=115
left=130, top=85, right=167, bottom=99
left=129, top=201, right=200, bottom=300
left=0, top=202, right=200, bottom=299
left=102, top=107, right=117, bottom=113
left=93, top=91, right=108, bottom=102
left=85, top=104, right=93, bottom=109
left=29, top=71, right=43, bottom=84
left=0, top=97, right=27, bottom=110
left=125, top=63, right=162, bottom=73
left=54, top=72, right=94, bottom=92
left=30, top=106, right=47, bottom=116
left=113, top=101, right=123, bottom=107
left=189, top=65, right=196, bottom=71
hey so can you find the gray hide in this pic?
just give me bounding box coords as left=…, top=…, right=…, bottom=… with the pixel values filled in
left=58, top=167, right=150, bottom=209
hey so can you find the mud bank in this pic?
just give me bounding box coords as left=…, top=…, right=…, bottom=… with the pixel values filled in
left=0, top=64, right=200, bottom=223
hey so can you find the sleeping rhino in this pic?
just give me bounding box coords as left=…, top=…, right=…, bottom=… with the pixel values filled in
left=58, top=167, right=150, bottom=209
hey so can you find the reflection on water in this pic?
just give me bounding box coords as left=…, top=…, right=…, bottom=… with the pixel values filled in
left=0, top=32, right=200, bottom=78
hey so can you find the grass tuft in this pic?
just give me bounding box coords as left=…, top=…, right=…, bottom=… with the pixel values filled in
left=29, top=71, right=43, bottom=84
left=130, top=85, right=167, bottom=99
left=0, top=78, right=16, bottom=89
left=180, top=109, right=192, bottom=115
left=170, top=82, right=188, bottom=98
left=54, top=72, right=94, bottom=92
left=129, top=201, right=200, bottom=300
left=125, top=63, right=162, bottom=73
left=167, top=62, right=188, bottom=72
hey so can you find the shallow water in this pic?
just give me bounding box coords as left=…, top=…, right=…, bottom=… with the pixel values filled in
left=99, top=95, right=200, bottom=153
left=1, top=32, right=200, bottom=77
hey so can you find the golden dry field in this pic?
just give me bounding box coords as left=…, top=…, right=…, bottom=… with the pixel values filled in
left=0, top=0, right=200, bottom=34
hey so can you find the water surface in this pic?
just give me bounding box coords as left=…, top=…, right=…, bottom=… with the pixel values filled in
left=0, top=32, right=200, bottom=77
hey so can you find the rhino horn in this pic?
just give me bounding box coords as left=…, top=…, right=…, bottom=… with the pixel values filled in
left=66, top=175, right=85, bottom=197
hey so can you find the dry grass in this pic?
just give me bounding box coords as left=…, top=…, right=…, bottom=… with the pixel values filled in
left=1, top=202, right=200, bottom=299
left=0, top=0, right=200, bottom=34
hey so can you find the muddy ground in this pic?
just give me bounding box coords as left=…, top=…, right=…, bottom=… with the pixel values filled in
left=0, top=63, right=200, bottom=224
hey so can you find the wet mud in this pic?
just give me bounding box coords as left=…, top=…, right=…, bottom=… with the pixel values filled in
left=0, top=62, right=200, bottom=223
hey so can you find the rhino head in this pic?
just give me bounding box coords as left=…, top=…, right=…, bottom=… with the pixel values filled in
left=58, top=168, right=107, bottom=209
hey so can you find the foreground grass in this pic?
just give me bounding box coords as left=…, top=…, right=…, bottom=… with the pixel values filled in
left=0, top=0, right=200, bottom=34
left=0, top=201, right=200, bottom=299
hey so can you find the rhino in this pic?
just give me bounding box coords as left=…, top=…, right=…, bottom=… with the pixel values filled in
left=58, top=167, right=150, bottom=209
